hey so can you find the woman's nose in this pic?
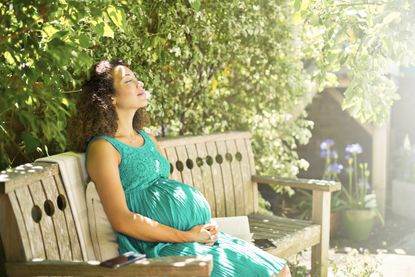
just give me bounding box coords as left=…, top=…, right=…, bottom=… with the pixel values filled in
left=137, top=81, right=144, bottom=88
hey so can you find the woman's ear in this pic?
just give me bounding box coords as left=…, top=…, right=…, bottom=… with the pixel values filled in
left=111, top=96, right=116, bottom=105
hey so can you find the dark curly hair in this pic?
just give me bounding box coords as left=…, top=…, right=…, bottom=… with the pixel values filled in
left=68, top=59, right=150, bottom=152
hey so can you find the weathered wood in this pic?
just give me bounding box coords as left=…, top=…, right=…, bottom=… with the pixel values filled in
left=244, top=138, right=258, bottom=213
left=53, top=174, right=83, bottom=261
left=42, top=176, right=72, bottom=260
left=235, top=138, right=254, bottom=215
left=0, top=163, right=59, bottom=194
left=206, top=141, right=226, bottom=217
left=248, top=213, right=321, bottom=259
left=253, top=175, right=341, bottom=192
left=225, top=140, right=245, bottom=216
left=5, top=255, right=213, bottom=277
left=29, top=181, right=60, bottom=260
left=159, top=131, right=252, bottom=147
left=311, top=191, right=331, bottom=277
left=194, top=142, right=216, bottom=217
left=164, top=147, right=183, bottom=183
left=14, top=185, right=46, bottom=260
left=184, top=143, right=205, bottom=195
left=215, top=140, right=235, bottom=216
left=0, top=194, right=27, bottom=262
left=175, top=145, right=193, bottom=187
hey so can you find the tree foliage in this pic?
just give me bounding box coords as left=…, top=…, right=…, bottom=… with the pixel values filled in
left=1, top=0, right=414, bottom=187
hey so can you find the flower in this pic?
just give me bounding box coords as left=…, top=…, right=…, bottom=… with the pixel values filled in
left=320, top=139, right=334, bottom=150
left=346, top=143, right=362, bottom=154
left=319, top=139, right=384, bottom=225
left=320, top=139, right=342, bottom=181
left=327, top=162, right=344, bottom=174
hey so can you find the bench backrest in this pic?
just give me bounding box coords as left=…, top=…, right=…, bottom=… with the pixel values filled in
left=0, top=131, right=258, bottom=264
left=159, top=131, right=258, bottom=217
left=0, top=162, right=85, bottom=263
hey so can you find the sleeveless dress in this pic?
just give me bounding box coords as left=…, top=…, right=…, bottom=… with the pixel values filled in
left=88, top=129, right=287, bottom=276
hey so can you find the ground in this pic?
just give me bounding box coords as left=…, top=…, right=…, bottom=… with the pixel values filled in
left=286, top=213, right=415, bottom=276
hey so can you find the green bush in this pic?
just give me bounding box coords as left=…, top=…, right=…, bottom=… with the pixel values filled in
left=1, top=0, right=414, bottom=187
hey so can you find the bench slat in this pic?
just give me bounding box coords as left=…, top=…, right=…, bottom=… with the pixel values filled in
left=248, top=214, right=321, bottom=258
left=195, top=142, right=216, bottom=217
left=225, top=139, right=245, bottom=216
left=53, top=174, right=83, bottom=261
left=184, top=143, right=206, bottom=196
left=216, top=140, right=236, bottom=216
left=235, top=138, right=255, bottom=215
left=42, top=175, right=72, bottom=261
left=6, top=255, right=213, bottom=277
left=253, top=175, right=341, bottom=192
left=206, top=141, right=226, bottom=217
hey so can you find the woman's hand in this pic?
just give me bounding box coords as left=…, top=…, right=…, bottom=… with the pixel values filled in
left=187, top=223, right=219, bottom=245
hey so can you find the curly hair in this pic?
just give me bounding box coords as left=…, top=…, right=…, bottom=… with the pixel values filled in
left=68, top=59, right=150, bottom=152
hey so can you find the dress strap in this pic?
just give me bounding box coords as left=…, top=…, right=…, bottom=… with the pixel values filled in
left=86, top=135, right=124, bottom=155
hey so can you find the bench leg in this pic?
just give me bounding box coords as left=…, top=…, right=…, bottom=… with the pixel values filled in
left=311, top=191, right=331, bottom=277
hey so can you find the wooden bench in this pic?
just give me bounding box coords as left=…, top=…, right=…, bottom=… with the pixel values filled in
left=0, top=131, right=340, bottom=277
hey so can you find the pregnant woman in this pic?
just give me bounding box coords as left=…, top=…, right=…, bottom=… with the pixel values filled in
left=69, top=60, right=291, bottom=277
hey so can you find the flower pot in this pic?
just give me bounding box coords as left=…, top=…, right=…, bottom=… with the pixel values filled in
left=342, top=209, right=375, bottom=242
left=392, top=179, right=415, bottom=220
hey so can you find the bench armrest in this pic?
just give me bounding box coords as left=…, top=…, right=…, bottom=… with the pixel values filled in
left=252, top=175, right=341, bottom=192
left=5, top=255, right=213, bottom=277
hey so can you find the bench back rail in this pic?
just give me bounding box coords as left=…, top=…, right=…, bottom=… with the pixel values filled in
left=159, top=131, right=258, bottom=217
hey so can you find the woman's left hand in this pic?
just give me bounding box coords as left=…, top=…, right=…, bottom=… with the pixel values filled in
left=204, top=222, right=219, bottom=246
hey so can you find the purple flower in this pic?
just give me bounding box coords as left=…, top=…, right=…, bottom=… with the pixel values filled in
left=327, top=162, right=344, bottom=173
left=346, top=143, right=362, bottom=154
left=320, top=139, right=334, bottom=150
left=320, top=150, right=328, bottom=158
left=345, top=154, right=352, bottom=161
left=331, top=150, right=338, bottom=159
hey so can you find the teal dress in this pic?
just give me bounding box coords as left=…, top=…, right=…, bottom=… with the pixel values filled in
left=88, top=130, right=287, bottom=276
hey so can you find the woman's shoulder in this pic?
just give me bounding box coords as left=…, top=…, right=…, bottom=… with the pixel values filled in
left=87, top=136, right=122, bottom=155
left=87, top=137, right=121, bottom=165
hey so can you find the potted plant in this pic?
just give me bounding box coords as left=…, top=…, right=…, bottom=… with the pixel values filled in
left=340, top=143, right=384, bottom=241
left=391, top=135, right=415, bottom=220
left=319, top=139, right=345, bottom=237
left=319, top=140, right=384, bottom=241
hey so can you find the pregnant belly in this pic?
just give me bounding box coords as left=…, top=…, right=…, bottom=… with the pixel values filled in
left=126, top=178, right=212, bottom=231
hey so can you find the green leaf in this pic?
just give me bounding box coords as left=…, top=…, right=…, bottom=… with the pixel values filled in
left=294, top=0, right=302, bottom=11
left=107, top=5, right=125, bottom=30
left=78, top=34, right=91, bottom=48
left=92, top=22, right=105, bottom=37
left=3, top=51, right=15, bottom=64
left=22, top=132, right=40, bottom=154
left=103, top=24, right=114, bottom=38
left=189, top=0, right=201, bottom=11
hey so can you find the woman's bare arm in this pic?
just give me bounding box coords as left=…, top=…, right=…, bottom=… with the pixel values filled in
left=87, top=139, right=193, bottom=243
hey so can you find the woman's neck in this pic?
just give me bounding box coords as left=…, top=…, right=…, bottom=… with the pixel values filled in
left=114, top=109, right=136, bottom=137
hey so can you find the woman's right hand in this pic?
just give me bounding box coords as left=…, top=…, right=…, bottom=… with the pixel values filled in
left=187, top=223, right=219, bottom=245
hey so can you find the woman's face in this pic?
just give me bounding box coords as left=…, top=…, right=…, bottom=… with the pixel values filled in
left=111, top=65, right=148, bottom=110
